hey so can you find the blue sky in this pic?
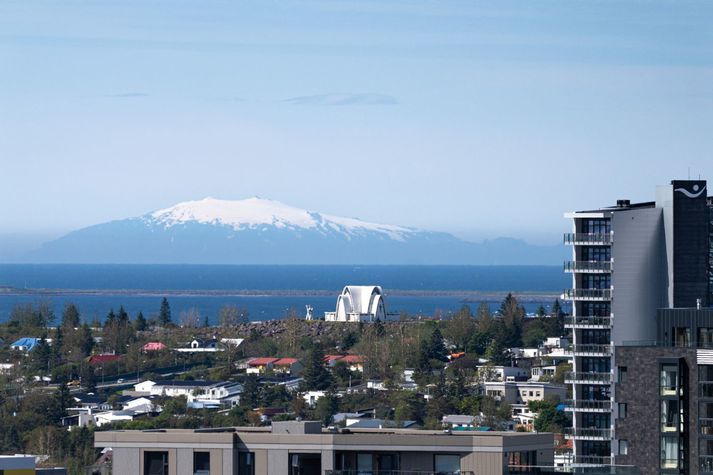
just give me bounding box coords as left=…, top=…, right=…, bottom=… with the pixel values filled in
left=1, top=0, right=712, bottom=257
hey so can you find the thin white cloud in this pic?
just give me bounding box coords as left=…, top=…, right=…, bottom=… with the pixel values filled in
left=284, top=93, right=398, bottom=106
left=105, top=92, right=149, bottom=98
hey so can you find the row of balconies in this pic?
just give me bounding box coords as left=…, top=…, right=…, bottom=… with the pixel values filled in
left=565, top=344, right=612, bottom=356
left=564, top=399, right=612, bottom=412
left=562, top=288, right=612, bottom=301
left=563, top=233, right=613, bottom=245
left=565, top=315, right=612, bottom=329
left=564, top=371, right=613, bottom=384
left=564, top=427, right=612, bottom=440
left=564, top=260, right=613, bottom=273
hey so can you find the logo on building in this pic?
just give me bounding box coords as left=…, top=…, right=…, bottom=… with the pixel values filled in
left=674, top=184, right=706, bottom=198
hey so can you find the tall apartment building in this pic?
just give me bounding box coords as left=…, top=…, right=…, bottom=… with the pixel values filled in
left=563, top=180, right=712, bottom=465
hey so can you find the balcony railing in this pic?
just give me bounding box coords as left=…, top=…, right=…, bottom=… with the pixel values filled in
left=325, top=472, right=474, bottom=475
left=566, top=344, right=612, bottom=356
left=564, top=427, right=612, bottom=439
left=701, top=455, right=713, bottom=474
left=562, top=289, right=612, bottom=301
left=564, top=233, right=612, bottom=245
left=564, top=372, right=612, bottom=384
left=565, top=316, right=612, bottom=328
left=571, top=455, right=614, bottom=465
left=563, top=261, right=613, bottom=273
left=564, top=399, right=612, bottom=411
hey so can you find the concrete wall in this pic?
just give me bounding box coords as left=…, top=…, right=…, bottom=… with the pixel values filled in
left=611, top=207, right=666, bottom=345
left=112, top=447, right=139, bottom=475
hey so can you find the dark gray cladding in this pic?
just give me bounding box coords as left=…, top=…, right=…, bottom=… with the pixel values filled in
left=672, top=180, right=710, bottom=307
left=23, top=219, right=568, bottom=265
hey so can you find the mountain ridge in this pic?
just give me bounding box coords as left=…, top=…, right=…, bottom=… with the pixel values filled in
left=24, top=198, right=568, bottom=265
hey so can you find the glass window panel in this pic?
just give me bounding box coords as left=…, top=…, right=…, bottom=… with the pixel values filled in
left=661, top=437, right=679, bottom=469
left=661, top=365, right=679, bottom=396
left=144, top=451, right=169, bottom=475
left=435, top=454, right=461, bottom=473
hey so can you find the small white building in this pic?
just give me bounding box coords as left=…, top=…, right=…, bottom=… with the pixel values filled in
left=324, top=286, right=387, bottom=322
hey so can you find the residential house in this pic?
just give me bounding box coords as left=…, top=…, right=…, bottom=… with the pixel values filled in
left=174, top=337, right=224, bottom=353
left=87, top=354, right=122, bottom=365
left=140, top=342, right=167, bottom=352
left=10, top=337, right=41, bottom=351
left=246, top=357, right=302, bottom=376
left=324, top=354, right=365, bottom=372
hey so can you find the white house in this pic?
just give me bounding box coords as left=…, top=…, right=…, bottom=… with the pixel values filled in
left=133, top=379, right=241, bottom=408
left=476, top=365, right=529, bottom=382
left=324, top=286, right=387, bottom=322
left=175, top=338, right=224, bottom=353
left=302, top=390, right=328, bottom=407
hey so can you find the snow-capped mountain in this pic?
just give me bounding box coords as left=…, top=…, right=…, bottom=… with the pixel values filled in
left=147, top=197, right=413, bottom=241
left=25, top=198, right=567, bottom=264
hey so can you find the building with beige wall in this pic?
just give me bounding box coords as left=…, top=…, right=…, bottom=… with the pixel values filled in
left=95, top=421, right=553, bottom=475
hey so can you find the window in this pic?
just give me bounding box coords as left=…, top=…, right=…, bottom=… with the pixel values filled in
left=661, top=436, right=679, bottom=469
left=582, top=413, right=610, bottom=429
left=699, top=328, right=713, bottom=348
left=618, top=366, right=627, bottom=383
left=582, top=246, right=611, bottom=262
left=144, top=451, right=169, bottom=475
left=582, top=219, right=611, bottom=234
left=357, top=453, right=373, bottom=472
left=435, top=454, right=461, bottom=473
left=661, top=399, right=679, bottom=432
left=673, top=327, right=691, bottom=347
left=661, top=364, right=679, bottom=396
left=618, top=403, right=627, bottom=419
left=238, top=452, right=254, bottom=475
left=193, top=452, right=210, bottom=475
left=619, top=439, right=628, bottom=456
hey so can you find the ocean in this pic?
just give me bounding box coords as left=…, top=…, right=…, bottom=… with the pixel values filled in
left=0, top=265, right=568, bottom=323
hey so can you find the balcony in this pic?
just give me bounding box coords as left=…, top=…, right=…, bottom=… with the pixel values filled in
left=565, top=316, right=612, bottom=329
left=564, top=372, right=612, bottom=384
left=564, top=427, right=612, bottom=440
left=571, top=455, right=614, bottom=466
left=562, top=289, right=612, bottom=301
left=563, top=233, right=612, bottom=245
left=563, top=261, right=612, bottom=273
left=564, top=399, right=612, bottom=412
left=565, top=344, right=612, bottom=356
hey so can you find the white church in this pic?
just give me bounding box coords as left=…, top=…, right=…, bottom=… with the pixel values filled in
left=324, top=285, right=387, bottom=322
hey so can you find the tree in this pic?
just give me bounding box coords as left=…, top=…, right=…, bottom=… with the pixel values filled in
left=444, top=305, right=476, bottom=351
left=313, top=392, right=338, bottom=426
left=78, top=323, right=94, bottom=357
left=428, top=327, right=448, bottom=362
left=241, top=375, right=261, bottom=409
left=61, top=303, right=81, bottom=328
left=80, top=365, right=97, bottom=392
left=219, top=305, right=249, bottom=327
left=179, top=308, right=201, bottom=328
left=134, top=311, right=147, bottom=332
left=529, top=399, right=570, bottom=432
left=548, top=298, right=566, bottom=336
left=302, top=345, right=333, bottom=391
left=480, top=395, right=512, bottom=429
left=499, top=293, right=525, bottom=347
left=159, top=297, right=172, bottom=326
left=32, top=335, right=52, bottom=373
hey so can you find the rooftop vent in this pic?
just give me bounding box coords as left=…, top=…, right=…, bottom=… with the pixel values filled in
left=616, top=199, right=631, bottom=208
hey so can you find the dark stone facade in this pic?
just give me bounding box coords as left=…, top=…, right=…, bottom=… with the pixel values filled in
left=614, top=346, right=698, bottom=475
